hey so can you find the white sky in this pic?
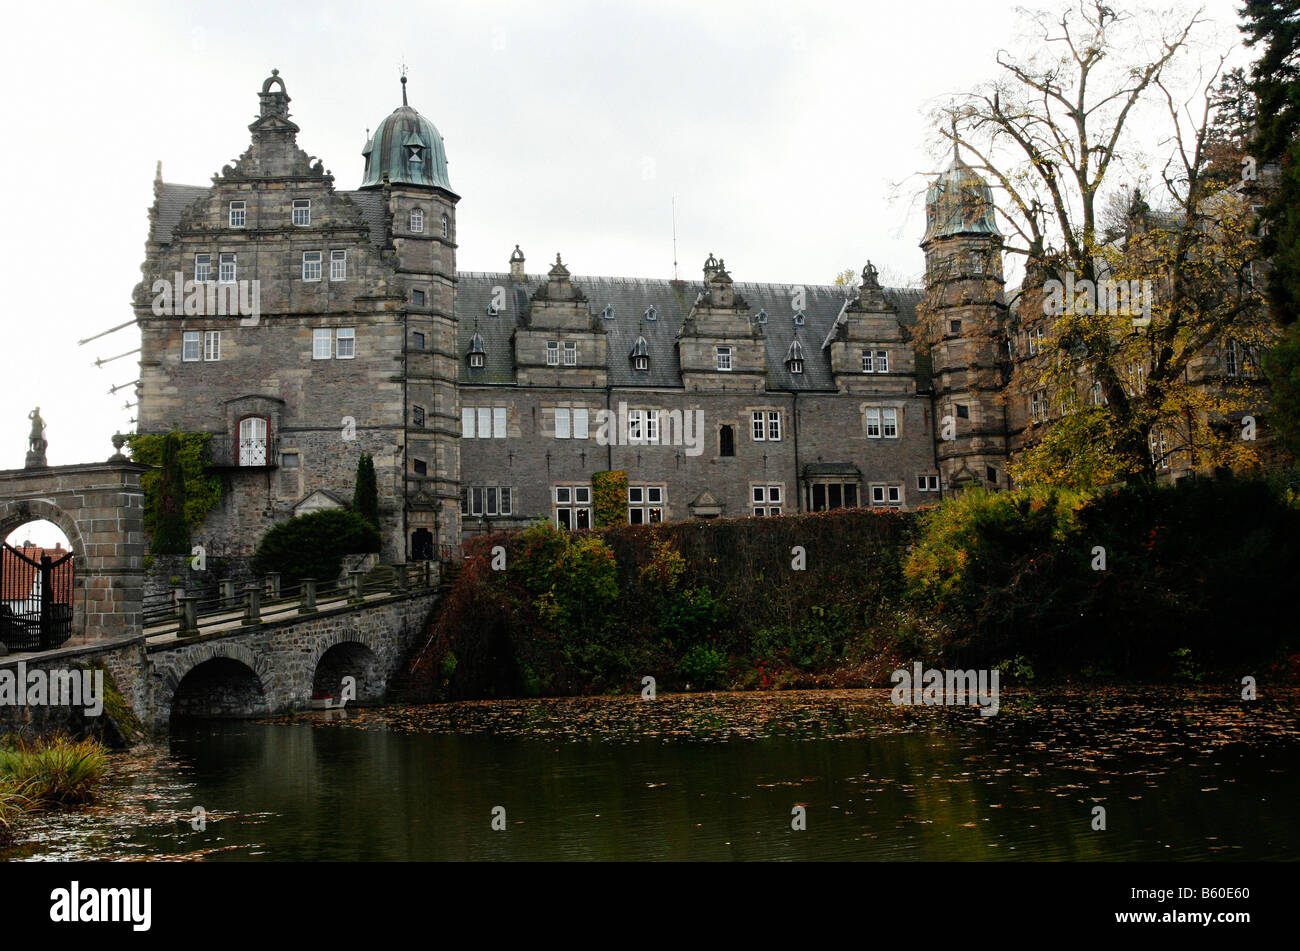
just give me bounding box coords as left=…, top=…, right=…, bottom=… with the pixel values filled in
left=0, top=0, right=1249, bottom=544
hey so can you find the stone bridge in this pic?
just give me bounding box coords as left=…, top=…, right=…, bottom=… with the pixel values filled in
left=139, top=589, right=439, bottom=727
left=0, top=588, right=440, bottom=733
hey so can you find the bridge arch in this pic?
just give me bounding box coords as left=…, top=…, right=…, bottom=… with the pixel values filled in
left=311, top=633, right=383, bottom=703
left=170, top=652, right=270, bottom=721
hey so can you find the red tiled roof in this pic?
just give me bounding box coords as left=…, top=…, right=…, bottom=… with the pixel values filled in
left=1, top=545, right=73, bottom=605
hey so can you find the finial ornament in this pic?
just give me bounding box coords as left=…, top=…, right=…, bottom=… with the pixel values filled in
left=951, top=115, right=960, bottom=162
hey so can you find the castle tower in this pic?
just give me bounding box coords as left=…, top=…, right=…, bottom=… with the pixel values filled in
left=919, top=147, right=1010, bottom=493
left=360, top=74, right=462, bottom=557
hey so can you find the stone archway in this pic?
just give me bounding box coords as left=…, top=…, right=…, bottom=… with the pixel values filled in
left=171, top=656, right=270, bottom=720
left=0, top=461, right=148, bottom=642
left=311, top=641, right=382, bottom=704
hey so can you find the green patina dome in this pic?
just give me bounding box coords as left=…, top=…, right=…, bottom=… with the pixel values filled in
left=922, top=152, right=999, bottom=243
left=360, top=77, right=452, bottom=191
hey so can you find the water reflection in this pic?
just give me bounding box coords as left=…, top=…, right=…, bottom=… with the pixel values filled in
left=8, top=689, right=1299, bottom=861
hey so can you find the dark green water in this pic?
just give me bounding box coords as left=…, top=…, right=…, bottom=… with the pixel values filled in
left=9, top=689, right=1300, bottom=861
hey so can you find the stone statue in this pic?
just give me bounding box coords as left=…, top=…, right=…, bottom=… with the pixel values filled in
left=26, top=407, right=48, bottom=468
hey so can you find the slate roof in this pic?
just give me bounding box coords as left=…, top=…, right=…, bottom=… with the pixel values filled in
left=456, top=272, right=923, bottom=391
left=152, top=184, right=210, bottom=244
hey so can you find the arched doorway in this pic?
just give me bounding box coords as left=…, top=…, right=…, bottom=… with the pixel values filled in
left=1, top=519, right=76, bottom=651
left=411, top=528, right=434, bottom=561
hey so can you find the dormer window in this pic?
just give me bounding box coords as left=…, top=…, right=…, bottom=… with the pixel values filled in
left=292, top=199, right=311, bottom=226
left=406, top=144, right=425, bottom=164
left=410, top=209, right=424, bottom=233
left=785, top=339, right=806, bottom=375
left=603, top=305, right=616, bottom=320
left=756, top=309, right=768, bottom=324
left=629, top=336, right=650, bottom=372
left=793, top=311, right=805, bottom=326
left=645, top=306, right=657, bottom=321
left=467, top=332, right=487, bottom=370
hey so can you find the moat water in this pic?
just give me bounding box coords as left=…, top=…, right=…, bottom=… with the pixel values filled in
left=7, top=688, right=1300, bottom=861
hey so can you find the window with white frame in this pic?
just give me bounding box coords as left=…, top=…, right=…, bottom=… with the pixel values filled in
left=461, top=406, right=508, bottom=438
left=546, top=341, right=559, bottom=366
left=195, top=253, right=212, bottom=283
left=441, top=214, right=449, bottom=239
left=335, top=327, right=355, bottom=359
left=870, top=483, right=903, bottom=508
left=462, top=485, right=513, bottom=518
left=1225, top=338, right=1240, bottom=377
left=1149, top=428, right=1170, bottom=469
left=917, top=474, right=940, bottom=492
left=628, top=409, right=659, bottom=444
left=182, top=331, right=200, bottom=362
left=751, top=410, right=781, bottom=441
left=865, top=407, right=899, bottom=439
left=312, top=328, right=333, bottom=360
left=1090, top=380, right=1106, bottom=405
left=410, top=209, right=424, bottom=233
left=751, top=484, right=782, bottom=516
left=1027, top=325, right=1046, bottom=356
left=552, top=407, right=589, bottom=439
left=203, top=330, right=221, bottom=362
left=627, top=484, right=665, bottom=524
left=554, top=485, right=591, bottom=530
left=1030, top=390, right=1049, bottom=421
left=302, top=251, right=322, bottom=282
left=219, top=253, right=236, bottom=283
left=716, top=347, right=732, bottom=371
left=292, top=199, right=311, bottom=226
left=563, top=341, right=578, bottom=366
left=330, top=250, right=346, bottom=281
left=229, top=201, right=246, bottom=228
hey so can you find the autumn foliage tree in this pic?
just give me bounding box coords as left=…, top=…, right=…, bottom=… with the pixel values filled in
left=934, top=2, right=1277, bottom=486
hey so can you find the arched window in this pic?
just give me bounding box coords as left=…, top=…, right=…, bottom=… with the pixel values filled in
left=719, top=425, right=735, bottom=457
left=410, top=209, right=424, bottom=233
left=238, top=416, right=268, bottom=467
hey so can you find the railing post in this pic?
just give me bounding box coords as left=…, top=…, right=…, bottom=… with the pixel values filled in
left=266, top=572, right=281, bottom=600
left=177, top=595, right=199, bottom=637
left=348, top=569, right=366, bottom=604
left=242, top=584, right=262, bottom=626
left=221, top=578, right=237, bottom=610
left=393, top=562, right=407, bottom=592
left=298, top=578, right=318, bottom=615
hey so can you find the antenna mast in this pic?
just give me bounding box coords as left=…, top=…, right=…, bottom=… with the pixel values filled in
left=672, top=194, right=678, bottom=281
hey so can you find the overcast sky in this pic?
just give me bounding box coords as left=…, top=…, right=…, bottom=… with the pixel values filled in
left=0, top=0, right=1249, bottom=543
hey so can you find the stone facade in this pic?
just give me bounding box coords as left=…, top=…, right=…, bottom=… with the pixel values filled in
left=135, top=70, right=1268, bottom=560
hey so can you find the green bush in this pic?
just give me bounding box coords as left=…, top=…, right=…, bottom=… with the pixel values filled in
left=679, top=643, right=727, bottom=688
left=251, top=509, right=380, bottom=587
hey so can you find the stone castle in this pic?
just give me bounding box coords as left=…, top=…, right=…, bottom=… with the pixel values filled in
left=134, top=70, right=1257, bottom=563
